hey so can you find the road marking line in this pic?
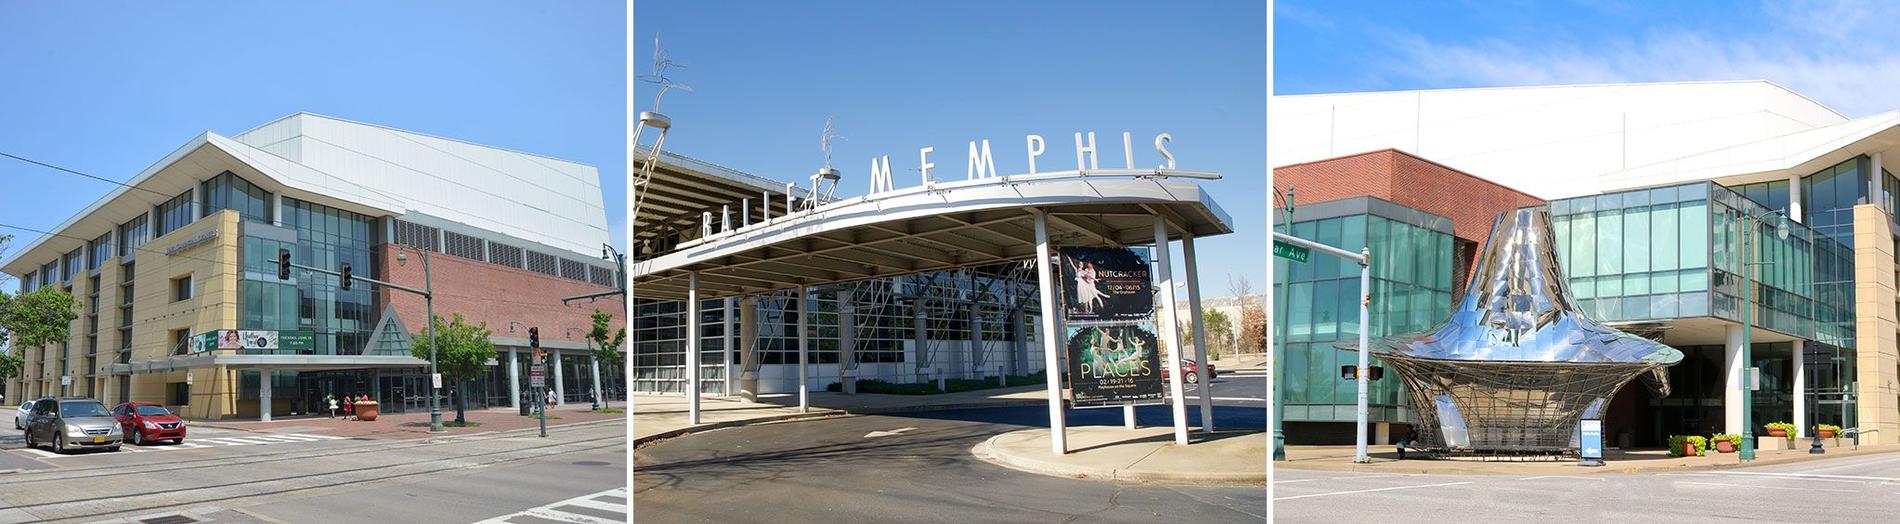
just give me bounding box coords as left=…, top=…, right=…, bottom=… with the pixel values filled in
left=15, top=448, right=60, bottom=458
left=1676, top=481, right=1858, bottom=493
left=1710, top=471, right=1900, bottom=482
left=286, top=433, right=348, bottom=440
left=1274, top=481, right=1473, bottom=501
left=1517, top=475, right=1605, bottom=481
left=1272, top=478, right=1324, bottom=484
left=475, top=487, right=628, bottom=524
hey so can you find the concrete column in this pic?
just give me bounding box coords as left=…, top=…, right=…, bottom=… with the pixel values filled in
left=839, top=290, right=857, bottom=394
left=969, top=300, right=983, bottom=379
left=1184, top=231, right=1214, bottom=432
left=738, top=296, right=759, bottom=401
left=1872, top=153, right=1885, bottom=210
left=687, top=272, right=701, bottom=424
left=1154, top=218, right=1190, bottom=446
left=914, top=299, right=929, bottom=379
left=1724, top=324, right=1746, bottom=436
left=1375, top=422, right=1392, bottom=446
left=552, top=352, right=565, bottom=405
left=1789, top=174, right=1804, bottom=223
left=796, top=286, right=809, bottom=413
left=508, top=347, right=520, bottom=409
left=591, top=353, right=603, bottom=407
left=1793, top=339, right=1806, bottom=436
left=272, top=193, right=284, bottom=226
left=259, top=369, right=272, bottom=422
left=1032, top=212, right=1067, bottom=454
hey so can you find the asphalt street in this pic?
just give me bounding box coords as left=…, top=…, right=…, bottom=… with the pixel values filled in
left=1274, top=450, right=1900, bottom=522
left=0, top=419, right=628, bottom=523
left=634, top=373, right=1268, bottom=523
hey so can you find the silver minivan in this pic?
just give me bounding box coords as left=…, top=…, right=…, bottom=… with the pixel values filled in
left=23, top=397, right=123, bottom=454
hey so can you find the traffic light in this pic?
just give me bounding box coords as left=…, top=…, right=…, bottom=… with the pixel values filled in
left=339, top=262, right=353, bottom=291
left=528, top=327, right=539, bottom=349
left=276, top=249, right=291, bottom=280
left=1340, top=365, right=1386, bottom=381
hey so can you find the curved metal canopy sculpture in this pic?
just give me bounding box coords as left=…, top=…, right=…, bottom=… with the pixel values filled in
left=1345, top=207, right=1683, bottom=454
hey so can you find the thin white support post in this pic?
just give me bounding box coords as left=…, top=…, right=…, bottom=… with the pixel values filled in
left=687, top=272, right=701, bottom=425
left=797, top=285, right=810, bottom=413
left=508, top=347, right=520, bottom=410
left=1353, top=247, right=1371, bottom=463
left=1793, top=339, right=1807, bottom=436
left=1154, top=217, right=1190, bottom=446
left=1184, top=230, right=1214, bottom=433
left=1032, top=211, right=1068, bottom=455
left=724, top=297, right=736, bottom=396
left=1123, top=404, right=1137, bottom=429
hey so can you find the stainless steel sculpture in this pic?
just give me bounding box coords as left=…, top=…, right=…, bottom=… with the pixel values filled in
left=1348, top=208, right=1682, bottom=455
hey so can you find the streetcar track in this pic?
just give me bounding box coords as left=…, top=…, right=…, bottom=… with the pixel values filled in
left=8, top=434, right=622, bottom=522
left=1, top=420, right=621, bottom=483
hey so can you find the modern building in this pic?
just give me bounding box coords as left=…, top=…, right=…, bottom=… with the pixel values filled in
left=3, top=113, right=625, bottom=419
left=1273, top=80, right=1900, bottom=447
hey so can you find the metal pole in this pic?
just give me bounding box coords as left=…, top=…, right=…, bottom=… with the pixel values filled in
left=797, top=285, right=809, bottom=413
left=1032, top=211, right=1067, bottom=455
left=1353, top=247, right=1371, bottom=463
left=1739, top=216, right=1755, bottom=462
left=426, top=248, right=443, bottom=433
left=1184, top=230, right=1213, bottom=432
left=687, top=272, right=701, bottom=425
left=1155, top=218, right=1190, bottom=446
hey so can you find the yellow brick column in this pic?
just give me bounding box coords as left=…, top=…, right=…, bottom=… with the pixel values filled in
left=1852, top=204, right=1900, bottom=445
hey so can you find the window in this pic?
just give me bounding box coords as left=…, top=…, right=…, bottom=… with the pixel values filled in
left=526, top=250, right=559, bottom=276
left=171, top=329, right=191, bottom=355
left=170, top=383, right=190, bottom=405
left=20, top=271, right=33, bottom=292
left=62, top=249, right=81, bottom=283
left=443, top=231, right=485, bottom=260
left=560, top=258, right=589, bottom=281
left=172, top=275, right=193, bottom=302
left=488, top=242, right=524, bottom=268
left=119, top=213, right=148, bottom=258
left=155, top=189, right=194, bottom=237
left=200, top=171, right=273, bottom=223
left=88, top=233, right=110, bottom=269
left=393, top=220, right=440, bottom=251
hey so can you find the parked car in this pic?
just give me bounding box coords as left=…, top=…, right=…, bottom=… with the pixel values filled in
left=113, top=401, right=187, bottom=445
left=14, top=399, right=35, bottom=430
left=23, top=397, right=122, bottom=454
left=1163, top=359, right=1217, bottom=384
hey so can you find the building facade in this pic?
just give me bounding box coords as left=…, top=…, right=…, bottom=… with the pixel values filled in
left=1274, top=81, right=1900, bottom=447
left=4, top=113, right=624, bottom=419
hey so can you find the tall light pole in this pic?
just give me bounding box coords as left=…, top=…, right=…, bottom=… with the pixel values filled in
left=1272, top=187, right=1292, bottom=462
left=1271, top=230, right=1370, bottom=463
left=1736, top=206, right=1789, bottom=462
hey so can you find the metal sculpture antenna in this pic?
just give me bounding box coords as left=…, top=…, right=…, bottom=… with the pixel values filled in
left=637, top=34, right=693, bottom=114
left=821, top=115, right=843, bottom=171
left=808, top=115, right=843, bottom=208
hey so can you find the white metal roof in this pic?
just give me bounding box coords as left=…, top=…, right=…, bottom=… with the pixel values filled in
left=3, top=114, right=607, bottom=275
left=631, top=170, right=1232, bottom=301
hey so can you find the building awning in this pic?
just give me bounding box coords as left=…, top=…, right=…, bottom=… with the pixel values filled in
left=112, top=354, right=431, bottom=374
left=632, top=170, right=1232, bottom=301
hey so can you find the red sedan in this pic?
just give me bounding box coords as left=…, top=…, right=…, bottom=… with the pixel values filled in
left=1163, top=359, right=1217, bottom=384
left=113, top=402, right=187, bottom=445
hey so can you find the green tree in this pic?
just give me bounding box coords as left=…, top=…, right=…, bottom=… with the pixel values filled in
left=1, top=287, right=80, bottom=386
left=586, top=309, right=625, bottom=410
left=1202, top=308, right=1234, bottom=360
left=413, top=313, right=495, bottom=424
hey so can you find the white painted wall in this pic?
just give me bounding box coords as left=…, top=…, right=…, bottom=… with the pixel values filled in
left=1272, top=81, right=1849, bottom=199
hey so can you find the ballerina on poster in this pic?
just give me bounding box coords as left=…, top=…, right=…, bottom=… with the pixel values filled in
left=1068, top=257, right=1108, bottom=315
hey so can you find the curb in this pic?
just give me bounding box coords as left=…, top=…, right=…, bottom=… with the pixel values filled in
left=972, top=433, right=1266, bottom=485
left=1275, top=446, right=1900, bottom=476
left=633, top=398, right=1049, bottom=447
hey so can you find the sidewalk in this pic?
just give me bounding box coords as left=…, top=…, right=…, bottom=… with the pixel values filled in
left=191, top=403, right=627, bottom=439
left=1208, top=352, right=1267, bottom=371
left=975, top=426, right=1265, bottom=484
left=1279, top=442, right=1900, bottom=475
left=633, top=385, right=1049, bottom=444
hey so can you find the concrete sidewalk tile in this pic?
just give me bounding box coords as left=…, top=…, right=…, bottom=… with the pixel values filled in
left=974, top=426, right=1265, bottom=485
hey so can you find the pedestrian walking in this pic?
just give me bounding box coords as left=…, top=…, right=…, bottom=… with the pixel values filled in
left=326, top=394, right=338, bottom=419
left=343, top=392, right=355, bottom=420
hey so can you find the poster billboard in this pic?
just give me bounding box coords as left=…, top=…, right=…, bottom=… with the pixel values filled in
left=1066, top=323, right=1164, bottom=406
left=1058, top=247, right=1152, bottom=322
left=214, top=329, right=281, bottom=350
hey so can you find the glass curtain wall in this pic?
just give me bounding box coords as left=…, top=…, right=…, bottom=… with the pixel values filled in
left=1274, top=203, right=1453, bottom=425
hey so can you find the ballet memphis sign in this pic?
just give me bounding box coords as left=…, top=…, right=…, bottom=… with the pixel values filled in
left=1060, top=246, right=1164, bottom=406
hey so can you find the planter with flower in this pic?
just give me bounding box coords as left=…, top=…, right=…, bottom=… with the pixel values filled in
left=1765, top=421, right=1797, bottom=439
left=1667, top=435, right=1709, bottom=457
left=1710, top=433, right=1742, bottom=453
left=1818, top=423, right=1841, bottom=439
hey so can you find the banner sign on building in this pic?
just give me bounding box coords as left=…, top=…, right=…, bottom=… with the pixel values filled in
left=1058, top=247, right=1152, bottom=322
left=199, top=330, right=313, bottom=353
left=1065, top=323, right=1164, bottom=406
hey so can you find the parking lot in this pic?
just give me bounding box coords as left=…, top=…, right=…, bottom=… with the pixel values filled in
left=1274, top=451, right=1900, bottom=522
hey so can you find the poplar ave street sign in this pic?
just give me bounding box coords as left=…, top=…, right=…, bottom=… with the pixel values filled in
left=1272, top=239, right=1310, bottom=263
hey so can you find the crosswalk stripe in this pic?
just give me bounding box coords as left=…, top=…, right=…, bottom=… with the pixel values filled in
left=476, top=488, right=628, bottom=524
left=286, top=433, right=348, bottom=440
left=16, top=447, right=60, bottom=458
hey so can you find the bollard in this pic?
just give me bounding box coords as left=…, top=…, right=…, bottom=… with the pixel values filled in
left=936, top=368, right=946, bottom=392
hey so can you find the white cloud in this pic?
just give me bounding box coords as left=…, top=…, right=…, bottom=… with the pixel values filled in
left=1368, top=0, right=1900, bottom=116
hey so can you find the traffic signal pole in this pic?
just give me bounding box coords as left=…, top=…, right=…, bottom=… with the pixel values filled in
left=1270, top=232, right=1373, bottom=463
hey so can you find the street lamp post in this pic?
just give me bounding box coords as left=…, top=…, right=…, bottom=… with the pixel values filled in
left=1271, top=230, right=1371, bottom=463
left=1272, top=188, right=1292, bottom=462
left=1736, top=206, right=1789, bottom=462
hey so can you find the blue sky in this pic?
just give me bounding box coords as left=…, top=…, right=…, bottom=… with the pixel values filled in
left=634, top=1, right=1267, bottom=298
left=1278, top=0, right=1900, bottom=117
left=0, top=2, right=626, bottom=296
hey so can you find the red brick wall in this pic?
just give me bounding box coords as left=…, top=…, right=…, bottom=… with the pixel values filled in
left=1275, top=149, right=1547, bottom=289
left=374, top=245, right=624, bottom=344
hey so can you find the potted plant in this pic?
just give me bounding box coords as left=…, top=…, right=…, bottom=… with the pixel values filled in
left=1765, top=421, right=1797, bottom=438
left=1818, top=423, right=1841, bottom=439
left=1710, top=433, right=1741, bottom=453
left=1667, top=435, right=1710, bottom=457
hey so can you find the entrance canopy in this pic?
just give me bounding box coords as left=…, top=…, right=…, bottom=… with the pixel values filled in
left=632, top=170, right=1233, bottom=301
left=114, top=353, right=430, bottom=374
